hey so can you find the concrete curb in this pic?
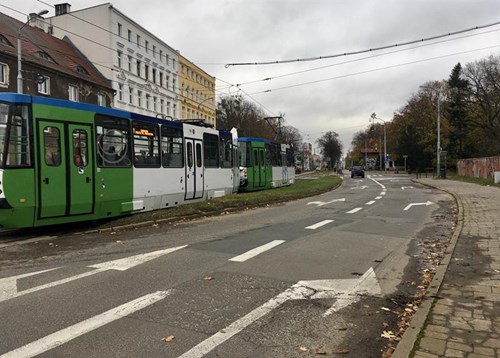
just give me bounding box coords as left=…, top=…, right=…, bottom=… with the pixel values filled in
left=392, top=179, right=465, bottom=358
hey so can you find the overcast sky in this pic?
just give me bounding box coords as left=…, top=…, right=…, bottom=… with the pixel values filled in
left=2, top=0, right=500, bottom=153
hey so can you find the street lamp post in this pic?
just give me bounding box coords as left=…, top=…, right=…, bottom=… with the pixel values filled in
left=370, top=113, right=387, bottom=171
left=17, top=10, right=49, bottom=93
left=436, top=93, right=441, bottom=177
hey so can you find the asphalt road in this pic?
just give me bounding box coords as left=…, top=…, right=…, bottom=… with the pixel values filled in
left=0, top=172, right=455, bottom=357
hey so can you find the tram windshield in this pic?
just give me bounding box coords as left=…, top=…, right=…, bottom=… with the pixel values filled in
left=0, top=103, right=31, bottom=168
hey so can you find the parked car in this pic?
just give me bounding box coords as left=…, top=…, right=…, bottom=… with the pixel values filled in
left=351, top=165, right=365, bottom=178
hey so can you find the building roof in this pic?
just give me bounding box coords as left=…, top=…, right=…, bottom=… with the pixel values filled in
left=0, top=11, right=112, bottom=90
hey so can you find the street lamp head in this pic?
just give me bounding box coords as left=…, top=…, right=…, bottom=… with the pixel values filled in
left=28, top=10, right=49, bottom=19
left=370, top=112, right=377, bottom=120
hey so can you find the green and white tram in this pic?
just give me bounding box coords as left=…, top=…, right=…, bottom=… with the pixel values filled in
left=0, top=93, right=239, bottom=228
left=238, top=137, right=295, bottom=192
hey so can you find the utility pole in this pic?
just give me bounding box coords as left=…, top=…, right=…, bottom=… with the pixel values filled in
left=436, top=94, right=441, bottom=177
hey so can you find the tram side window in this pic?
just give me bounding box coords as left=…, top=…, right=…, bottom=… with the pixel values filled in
left=0, top=104, right=31, bottom=168
left=262, top=144, right=277, bottom=165
left=73, top=129, right=88, bottom=167
left=203, top=133, right=219, bottom=167
left=238, top=142, right=251, bottom=167
left=95, top=115, right=131, bottom=167
left=220, top=135, right=232, bottom=168
left=132, top=120, right=160, bottom=168
left=286, top=147, right=294, bottom=166
left=44, top=126, right=61, bottom=166
left=161, top=126, right=183, bottom=168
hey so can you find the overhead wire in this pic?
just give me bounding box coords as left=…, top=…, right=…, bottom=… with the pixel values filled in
left=246, top=44, right=500, bottom=96
left=217, top=27, right=500, bottom=91
left=224, top=20, right=500, bottom=67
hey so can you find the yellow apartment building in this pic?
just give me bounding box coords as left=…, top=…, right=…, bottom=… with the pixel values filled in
left=179, top=55, right=216, bottom=127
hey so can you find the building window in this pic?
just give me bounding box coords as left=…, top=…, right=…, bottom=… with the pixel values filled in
left=153, top=96, right=157, bottom=112
left=0, top=34, right=13, bottom=47
left=167, top=101, right=171, bottom=116
left=35, top=51, right=55, bottom=63
left=118, top=84, right=123, bottom=101
left=145, top=40, right=149, bottom=53
left=127, top=29, right=132, bottom=42
left=117, top=22, right=122, bottom=37
left=145, top=94, right=150, bottom=110
left=98, top=93, right=105, bottom=106
left=152, top=45, right=156, bottom=57
left=160, top=99, right=164, bottom=114
left=129, top=87, right=134, bottom=104
left=137, top=90, right=142, bottom=107
left=159, top=71, right=163, bottom=87
left=159, top=50, right=163, bottom=61
left=136, top=60, right=141, bottom=77
left=173, top=103, right=177, bottom=117
left=172, top=78, right=176, bottom=92
left=136, top=34, right=140, bottom=47
left=0, top=63, right=8, bottom=85
left=166, top=75, right=170, bottom=89
left=145, top=64, right=149, bottom=81
left=117, top=50, right=122, bottom=68
left=37, top=76, right=50, bottom=94
left=166, top=54, right=169, bottom=66
left=152, top=68, right=156, bottom=84
left=127, top=55, right=132, bottom=72
left=68, top=85, right=79, bottom=102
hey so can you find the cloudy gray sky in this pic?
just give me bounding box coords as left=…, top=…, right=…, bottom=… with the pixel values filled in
left=2, top=0, right=500, bottom=153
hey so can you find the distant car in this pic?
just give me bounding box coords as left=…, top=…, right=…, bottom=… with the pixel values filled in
left=351, top=165, right=365, bottom=178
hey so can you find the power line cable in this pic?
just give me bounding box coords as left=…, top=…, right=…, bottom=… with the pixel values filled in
left=225, top=20, right=500, bottom=67
left=217, top=28, right=500, bottom=90
left=246, top=44, right=500, bottom=95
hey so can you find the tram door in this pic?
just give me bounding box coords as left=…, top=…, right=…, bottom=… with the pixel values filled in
left=38, top=120, right=94, bottom=219
left=253, top=147, right=267, bottom=188
left=185, top=138, right=204, bottom=200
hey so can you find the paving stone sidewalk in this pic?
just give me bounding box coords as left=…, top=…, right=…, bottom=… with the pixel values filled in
left=410, top=179, right=500, bottom=358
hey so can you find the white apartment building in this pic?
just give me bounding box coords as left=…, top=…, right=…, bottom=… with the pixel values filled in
left=47, top=3, right=179, bottom=118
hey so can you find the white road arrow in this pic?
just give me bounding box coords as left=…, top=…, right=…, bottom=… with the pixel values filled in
left=0, top=245, right=187, bottom=303
left=179, top=267, right=381, bottom=358
left=306, top=198, right=345, bottom=207
left=351, top=186, right=368, bottom=190
left=403, top=201, right=434, bottom=211
left=401, top=186, right=414, bottom=190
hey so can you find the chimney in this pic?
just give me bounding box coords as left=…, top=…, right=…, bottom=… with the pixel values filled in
left=55, top=3, right=71, bottom=16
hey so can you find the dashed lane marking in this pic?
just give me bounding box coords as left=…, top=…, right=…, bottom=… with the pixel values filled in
left=346, top=208, right=363, bottom=214
left=305, top=220, right=334, bottom=230
left=229, top=240, right=285, bottom=262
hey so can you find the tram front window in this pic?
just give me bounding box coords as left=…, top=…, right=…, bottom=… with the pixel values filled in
left=0, top=103, right=31, bottom=168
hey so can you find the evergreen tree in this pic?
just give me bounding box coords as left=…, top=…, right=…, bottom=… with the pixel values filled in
left=446, top=63, right=470, bottom=158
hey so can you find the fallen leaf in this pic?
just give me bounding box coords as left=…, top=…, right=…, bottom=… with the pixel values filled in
left=161, top=335, right=175, bottom=342
left=116, top=240, right=123, bottom=244
left=203, top=276, right=214, bottom=281
left=311, top=348, right=327, bottom=355
left=381, top=307, right=391, bottom=312
left=299, top=346, right=308, bottom=352
left=381, top=331, right=396, bottom=340
left=334, top=348, right=350, bottom=354
left=383, top=322, right=389, bottom=328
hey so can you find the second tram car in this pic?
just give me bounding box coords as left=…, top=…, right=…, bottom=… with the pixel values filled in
left=238, top=137, right=295, bottom=192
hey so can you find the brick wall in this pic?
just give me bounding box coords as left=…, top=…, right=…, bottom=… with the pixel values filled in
left=457, top=156, right=500, bottom=179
